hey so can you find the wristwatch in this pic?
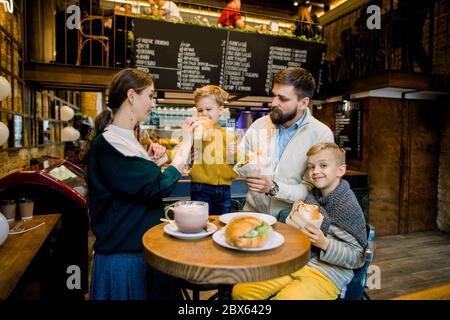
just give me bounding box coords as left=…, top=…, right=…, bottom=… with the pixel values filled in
left=267, top=180, right=279, bottom=197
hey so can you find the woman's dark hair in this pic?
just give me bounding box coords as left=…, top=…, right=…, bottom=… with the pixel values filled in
left=273, top=67, right=316, bottom=99
left=82, top=68, right=154, bottom=162
left=95, top=68, right=153, bottom=134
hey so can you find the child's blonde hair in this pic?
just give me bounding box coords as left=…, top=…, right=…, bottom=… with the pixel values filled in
left=307, top=142, right=346, bottom=165
left=193, top=85, right=229, bottom=107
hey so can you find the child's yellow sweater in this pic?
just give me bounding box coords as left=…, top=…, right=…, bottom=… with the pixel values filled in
left=190, top=124, right=238, bottom=186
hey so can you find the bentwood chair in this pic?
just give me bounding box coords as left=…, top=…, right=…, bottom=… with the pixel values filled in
left=76, top=16, right=110, bottom=67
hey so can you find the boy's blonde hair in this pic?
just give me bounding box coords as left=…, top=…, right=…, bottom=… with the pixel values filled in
left=307, top=142, right=346, bottom=165
left=193, top=85, right=229, bottom=107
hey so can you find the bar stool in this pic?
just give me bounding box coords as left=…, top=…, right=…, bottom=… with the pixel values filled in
left=76, top=16, right=110, bottom=67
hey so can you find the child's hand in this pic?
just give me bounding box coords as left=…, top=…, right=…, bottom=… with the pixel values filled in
left=303, top=224, right=329, bottom=251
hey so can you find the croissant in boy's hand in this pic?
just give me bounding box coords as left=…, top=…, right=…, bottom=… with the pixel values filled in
left=287, top=201, right=323, bottom=230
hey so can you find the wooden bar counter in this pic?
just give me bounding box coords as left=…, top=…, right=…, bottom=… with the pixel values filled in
left=0, top=214, right=61, bottom=299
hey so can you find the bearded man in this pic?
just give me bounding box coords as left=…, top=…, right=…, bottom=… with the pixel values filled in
left=238, top=67, right=334, bottom=217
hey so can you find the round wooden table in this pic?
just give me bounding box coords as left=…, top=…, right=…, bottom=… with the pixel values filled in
left=142, top=215, right=311, bottom=287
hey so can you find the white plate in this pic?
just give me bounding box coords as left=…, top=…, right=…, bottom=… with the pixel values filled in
left=212, top=228, right=284, bottom=252
left=163, top=222, right=217, bottom=240
left=219, top=212, right=277, bottom=226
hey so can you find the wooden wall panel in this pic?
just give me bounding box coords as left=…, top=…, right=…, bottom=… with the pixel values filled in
left=366, top=98, right=402, bottom=235
left=407, top=100, right=440, bottom=232
left=437, top=98, right=450, bottom=232
left=311, top=104, right=334, bottom=131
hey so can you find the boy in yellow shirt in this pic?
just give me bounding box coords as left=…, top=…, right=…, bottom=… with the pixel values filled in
left=190, top=85, right=237, bottom=214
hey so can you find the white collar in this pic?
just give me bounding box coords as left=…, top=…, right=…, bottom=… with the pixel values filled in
left=103, top=124, right=150, bottom=160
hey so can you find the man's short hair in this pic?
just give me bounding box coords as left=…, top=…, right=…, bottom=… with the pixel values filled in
left=273, top=67, right=316, bottom=99
left=307, top=142, right=346, bottom=165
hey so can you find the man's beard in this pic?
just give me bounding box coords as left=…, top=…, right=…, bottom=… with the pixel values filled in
left=269, top=107, right=297, bottom=125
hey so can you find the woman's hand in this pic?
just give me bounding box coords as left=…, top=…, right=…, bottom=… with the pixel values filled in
left=148, top=143, right=166, bottom=161
left=181, top=117, right=197, bottom=145
left=302, top=224, right=329, bottom=251
left=190, top=148, right=200, bottom=164
left=171, top=118, right=197, bottom=172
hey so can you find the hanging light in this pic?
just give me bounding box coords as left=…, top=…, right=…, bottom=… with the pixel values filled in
left=0, top=76, right=11, bottom=146
left=0, top=76, right=11, bottom=101
left=61, top=126, right=80, bottom=142
left=0, top=121, right=9, bottom=145
left=60, top=105, right=75, bottom=121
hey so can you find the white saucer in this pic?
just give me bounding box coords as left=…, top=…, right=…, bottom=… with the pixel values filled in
left=219, top=212, right=277, bottom=226
left=212, top=229, right=284, bottom=252
left=163, top=222, right=217, bottom=240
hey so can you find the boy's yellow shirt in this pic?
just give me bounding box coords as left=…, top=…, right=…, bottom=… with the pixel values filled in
left=190, top=124, right=238, bottom=186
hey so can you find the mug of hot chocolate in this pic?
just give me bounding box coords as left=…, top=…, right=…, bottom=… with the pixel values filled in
left=164, top=200, right=209, bottom=233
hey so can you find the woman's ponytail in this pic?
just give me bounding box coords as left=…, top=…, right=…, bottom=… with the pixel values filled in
left=93, top=109, right=113, bottom=136
left=81, top=109, right=113, bottom=164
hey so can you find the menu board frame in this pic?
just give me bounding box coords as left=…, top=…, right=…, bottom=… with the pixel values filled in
left=134, top=19, right=326, bottom=97
left=334, top=100, right=363, bottom=160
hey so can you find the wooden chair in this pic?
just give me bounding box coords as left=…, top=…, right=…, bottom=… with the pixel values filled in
left=76, top=16, right=109, bottom=67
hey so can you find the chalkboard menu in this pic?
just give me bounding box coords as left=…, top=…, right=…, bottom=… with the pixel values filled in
left=334, top=101, right=363, bottom=160
left=134, top=19, right=326, bottom=96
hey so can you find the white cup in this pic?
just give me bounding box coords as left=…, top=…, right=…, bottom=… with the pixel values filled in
left=164, top=200, right=208, bottom=233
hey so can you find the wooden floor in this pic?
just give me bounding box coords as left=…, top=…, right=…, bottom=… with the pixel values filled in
left=87, top=230, right=450, bottom=300
left=366, top=230, right=450, bottom=300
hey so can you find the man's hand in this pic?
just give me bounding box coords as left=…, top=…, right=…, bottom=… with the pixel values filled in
left=246, top=174, right=273, bottom=193
left=302, top=224, right=329, bottom=251
left=148, top=143, right=166, bottom=161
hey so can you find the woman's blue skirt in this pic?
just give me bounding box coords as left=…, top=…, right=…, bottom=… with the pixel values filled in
left=90, top=252, right=182, bottom=300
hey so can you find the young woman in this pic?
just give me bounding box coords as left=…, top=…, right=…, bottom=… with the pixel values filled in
left=86, top=68, right=195, bottom=300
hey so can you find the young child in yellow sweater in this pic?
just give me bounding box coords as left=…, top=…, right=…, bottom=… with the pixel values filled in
left=190, top=85, right=237, bottom=214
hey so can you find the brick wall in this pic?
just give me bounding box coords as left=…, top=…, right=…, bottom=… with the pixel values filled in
left=0, top=144, right=64, bottom=179
left=437, top=99, right=450, bottom=233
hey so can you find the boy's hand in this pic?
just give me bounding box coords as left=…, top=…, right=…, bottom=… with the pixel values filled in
left=303, top=224, right=329, bottom=251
